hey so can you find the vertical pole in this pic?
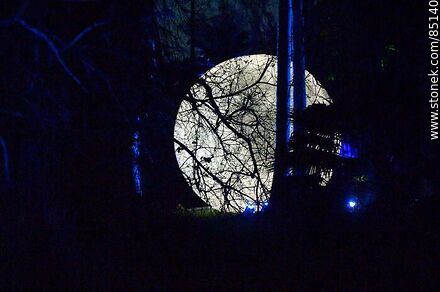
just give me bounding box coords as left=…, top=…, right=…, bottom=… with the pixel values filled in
left=292, top=0, right=306, bottom=176
left=292, top=0, right=306, bottom=118
left=273, top=0, right=307, bottom=206
left=272, top=0, right=293, bottom=202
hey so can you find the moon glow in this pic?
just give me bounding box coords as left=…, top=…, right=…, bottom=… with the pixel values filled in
left=174, top=54, right=331, bottom=213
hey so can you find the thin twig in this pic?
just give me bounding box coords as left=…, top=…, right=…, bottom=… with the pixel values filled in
left=17, top=19, right=84, bottom=89
left=64, top=21, right=108, bottom=51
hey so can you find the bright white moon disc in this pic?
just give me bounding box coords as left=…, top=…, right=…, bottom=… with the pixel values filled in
left=174, top=54, right=331, bottom=213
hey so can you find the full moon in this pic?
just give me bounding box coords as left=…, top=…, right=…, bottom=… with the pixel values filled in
left=174, top=54, right=332, bottom=213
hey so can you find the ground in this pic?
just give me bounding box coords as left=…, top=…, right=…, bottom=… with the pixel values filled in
left=3, top=194, right=437, bottom=290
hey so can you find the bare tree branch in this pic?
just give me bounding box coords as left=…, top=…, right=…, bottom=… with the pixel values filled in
left=17, top=19, right=84, bottom=89
left=64, top=21, right=109, bottom=51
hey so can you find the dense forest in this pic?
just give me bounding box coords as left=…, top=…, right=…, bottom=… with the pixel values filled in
left=1, top=0, right=438, bottom=290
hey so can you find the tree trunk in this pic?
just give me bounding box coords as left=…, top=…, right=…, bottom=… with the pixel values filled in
left=272, top=0, right=306, bottom=206
left=292, top=0, right=307, bottom=176
left=272, top=0, right=293, bottom=204
left=292, top=0, right=306, bottom=117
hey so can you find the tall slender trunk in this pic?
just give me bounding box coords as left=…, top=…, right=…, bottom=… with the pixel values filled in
left=292, top=0, right=306, bottom=132
left=272, top=0, right=293, bottom=202
left=272, top=0, right=306, bottom=204
left=292, top=0, right=306, bottom=177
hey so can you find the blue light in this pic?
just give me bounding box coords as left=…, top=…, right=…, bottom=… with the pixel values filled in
left=346, top=197, right=361, bottom=212
left=243, top=201, right=269, bottom=215
left=131, top=131, right=141, bottom=160
left=243, top=205, right=256, bottom=216
left=261, top=201, right=269, bottom=212
left=244, top=206, right=255, bottom=212
left=131, top=141, right=141, bottom=159
left=340, top=141, right=358, bottom=158
left=131, top=131, right=143, bottom=196
left=132, top=164, right=143, bottom=196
